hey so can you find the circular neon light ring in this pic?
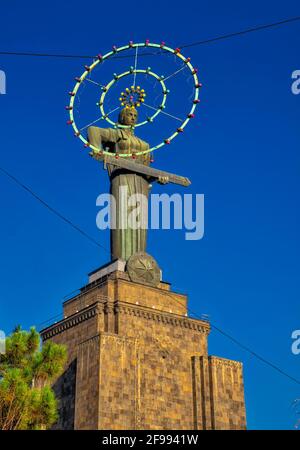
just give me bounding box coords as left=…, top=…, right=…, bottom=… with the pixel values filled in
left=68, top=41, right=201, bottom=157
left=98, top=69, right=168, bottom=128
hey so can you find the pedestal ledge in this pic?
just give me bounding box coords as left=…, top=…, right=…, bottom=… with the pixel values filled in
left=88, top=259, right=126, bottom=283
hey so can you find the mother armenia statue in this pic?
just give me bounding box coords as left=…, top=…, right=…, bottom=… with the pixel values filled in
left=88, top=107, right=168, bottom=262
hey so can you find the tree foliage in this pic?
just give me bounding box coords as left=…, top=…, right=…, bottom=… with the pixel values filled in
left=0, top=327, right=66, bottom=430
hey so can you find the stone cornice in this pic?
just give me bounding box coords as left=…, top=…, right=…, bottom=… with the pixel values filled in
left=208, top=355, right=243, bottom=368
left=40, top=303, right=101, bottom=341
left=41, top=299, right=210, bottom=341
left=116, top=301, right=210, bottom=334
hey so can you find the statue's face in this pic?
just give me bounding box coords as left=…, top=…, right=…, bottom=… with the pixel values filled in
left=120, top=108, right=138, bottom=126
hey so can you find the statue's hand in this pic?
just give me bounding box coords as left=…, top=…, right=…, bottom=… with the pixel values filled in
left=158, top=176, right=169, bottom=185
left=89, top=150, right=104, bottom=161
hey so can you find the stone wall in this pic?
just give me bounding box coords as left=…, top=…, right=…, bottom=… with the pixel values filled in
left=41, top=272, right=246, bottom=430
left=191, top=356, right=246, bottom=429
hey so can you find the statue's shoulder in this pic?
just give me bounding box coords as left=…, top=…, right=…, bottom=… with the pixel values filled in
left=103, top=127, right=122, bottom=142
left=138, top=136, right=150, bottom=150
left=116, top=129, right=129, bottom=140
left=88, top=126, right=117, bottom=137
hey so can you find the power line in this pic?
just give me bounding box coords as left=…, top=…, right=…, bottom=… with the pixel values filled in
left=0, top=50, right=157, bottom=60
left=2, top=162, right=299, bottom=386
left=0, top=51, right=95, bottom=59
left=37, top=282, right=300, bottom=386
left=183, top=300, right=300, bottom=386
left=0, top=165, right=110, bottom=254
left=0, top=16, right=299, bottom=59
left=209, top=322, right=300, bottom=386
left=179, top=15, right=300, bottom=48
left=1, top=13, right=300, bottom=386
left=156, top=288, right=300, bottom=386
left=137, top=285, right=300, bottom=386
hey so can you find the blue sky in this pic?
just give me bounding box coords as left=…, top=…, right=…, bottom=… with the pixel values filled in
left=0, top=0, right=300, bottom=430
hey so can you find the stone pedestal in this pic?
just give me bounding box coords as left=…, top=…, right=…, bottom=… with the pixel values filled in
left=41, top=267, right=246, bottom=430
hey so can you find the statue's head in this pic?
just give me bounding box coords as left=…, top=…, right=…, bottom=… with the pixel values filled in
left=118, top=106, right=138, bottom=127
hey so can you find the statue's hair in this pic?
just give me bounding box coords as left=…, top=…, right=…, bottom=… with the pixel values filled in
left=118, top=107, right=138, bottom=125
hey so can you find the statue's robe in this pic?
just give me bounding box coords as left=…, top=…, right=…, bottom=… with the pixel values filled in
left=88, top=126, right=150, bottom=261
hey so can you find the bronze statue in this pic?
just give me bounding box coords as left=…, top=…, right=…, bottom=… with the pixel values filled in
left=67, top=42, right=199, bottom=285
left=88, top=107, right=168, bottom=261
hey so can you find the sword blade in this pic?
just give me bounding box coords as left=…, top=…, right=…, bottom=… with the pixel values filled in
left=92, top=152, right=191, bottom=187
